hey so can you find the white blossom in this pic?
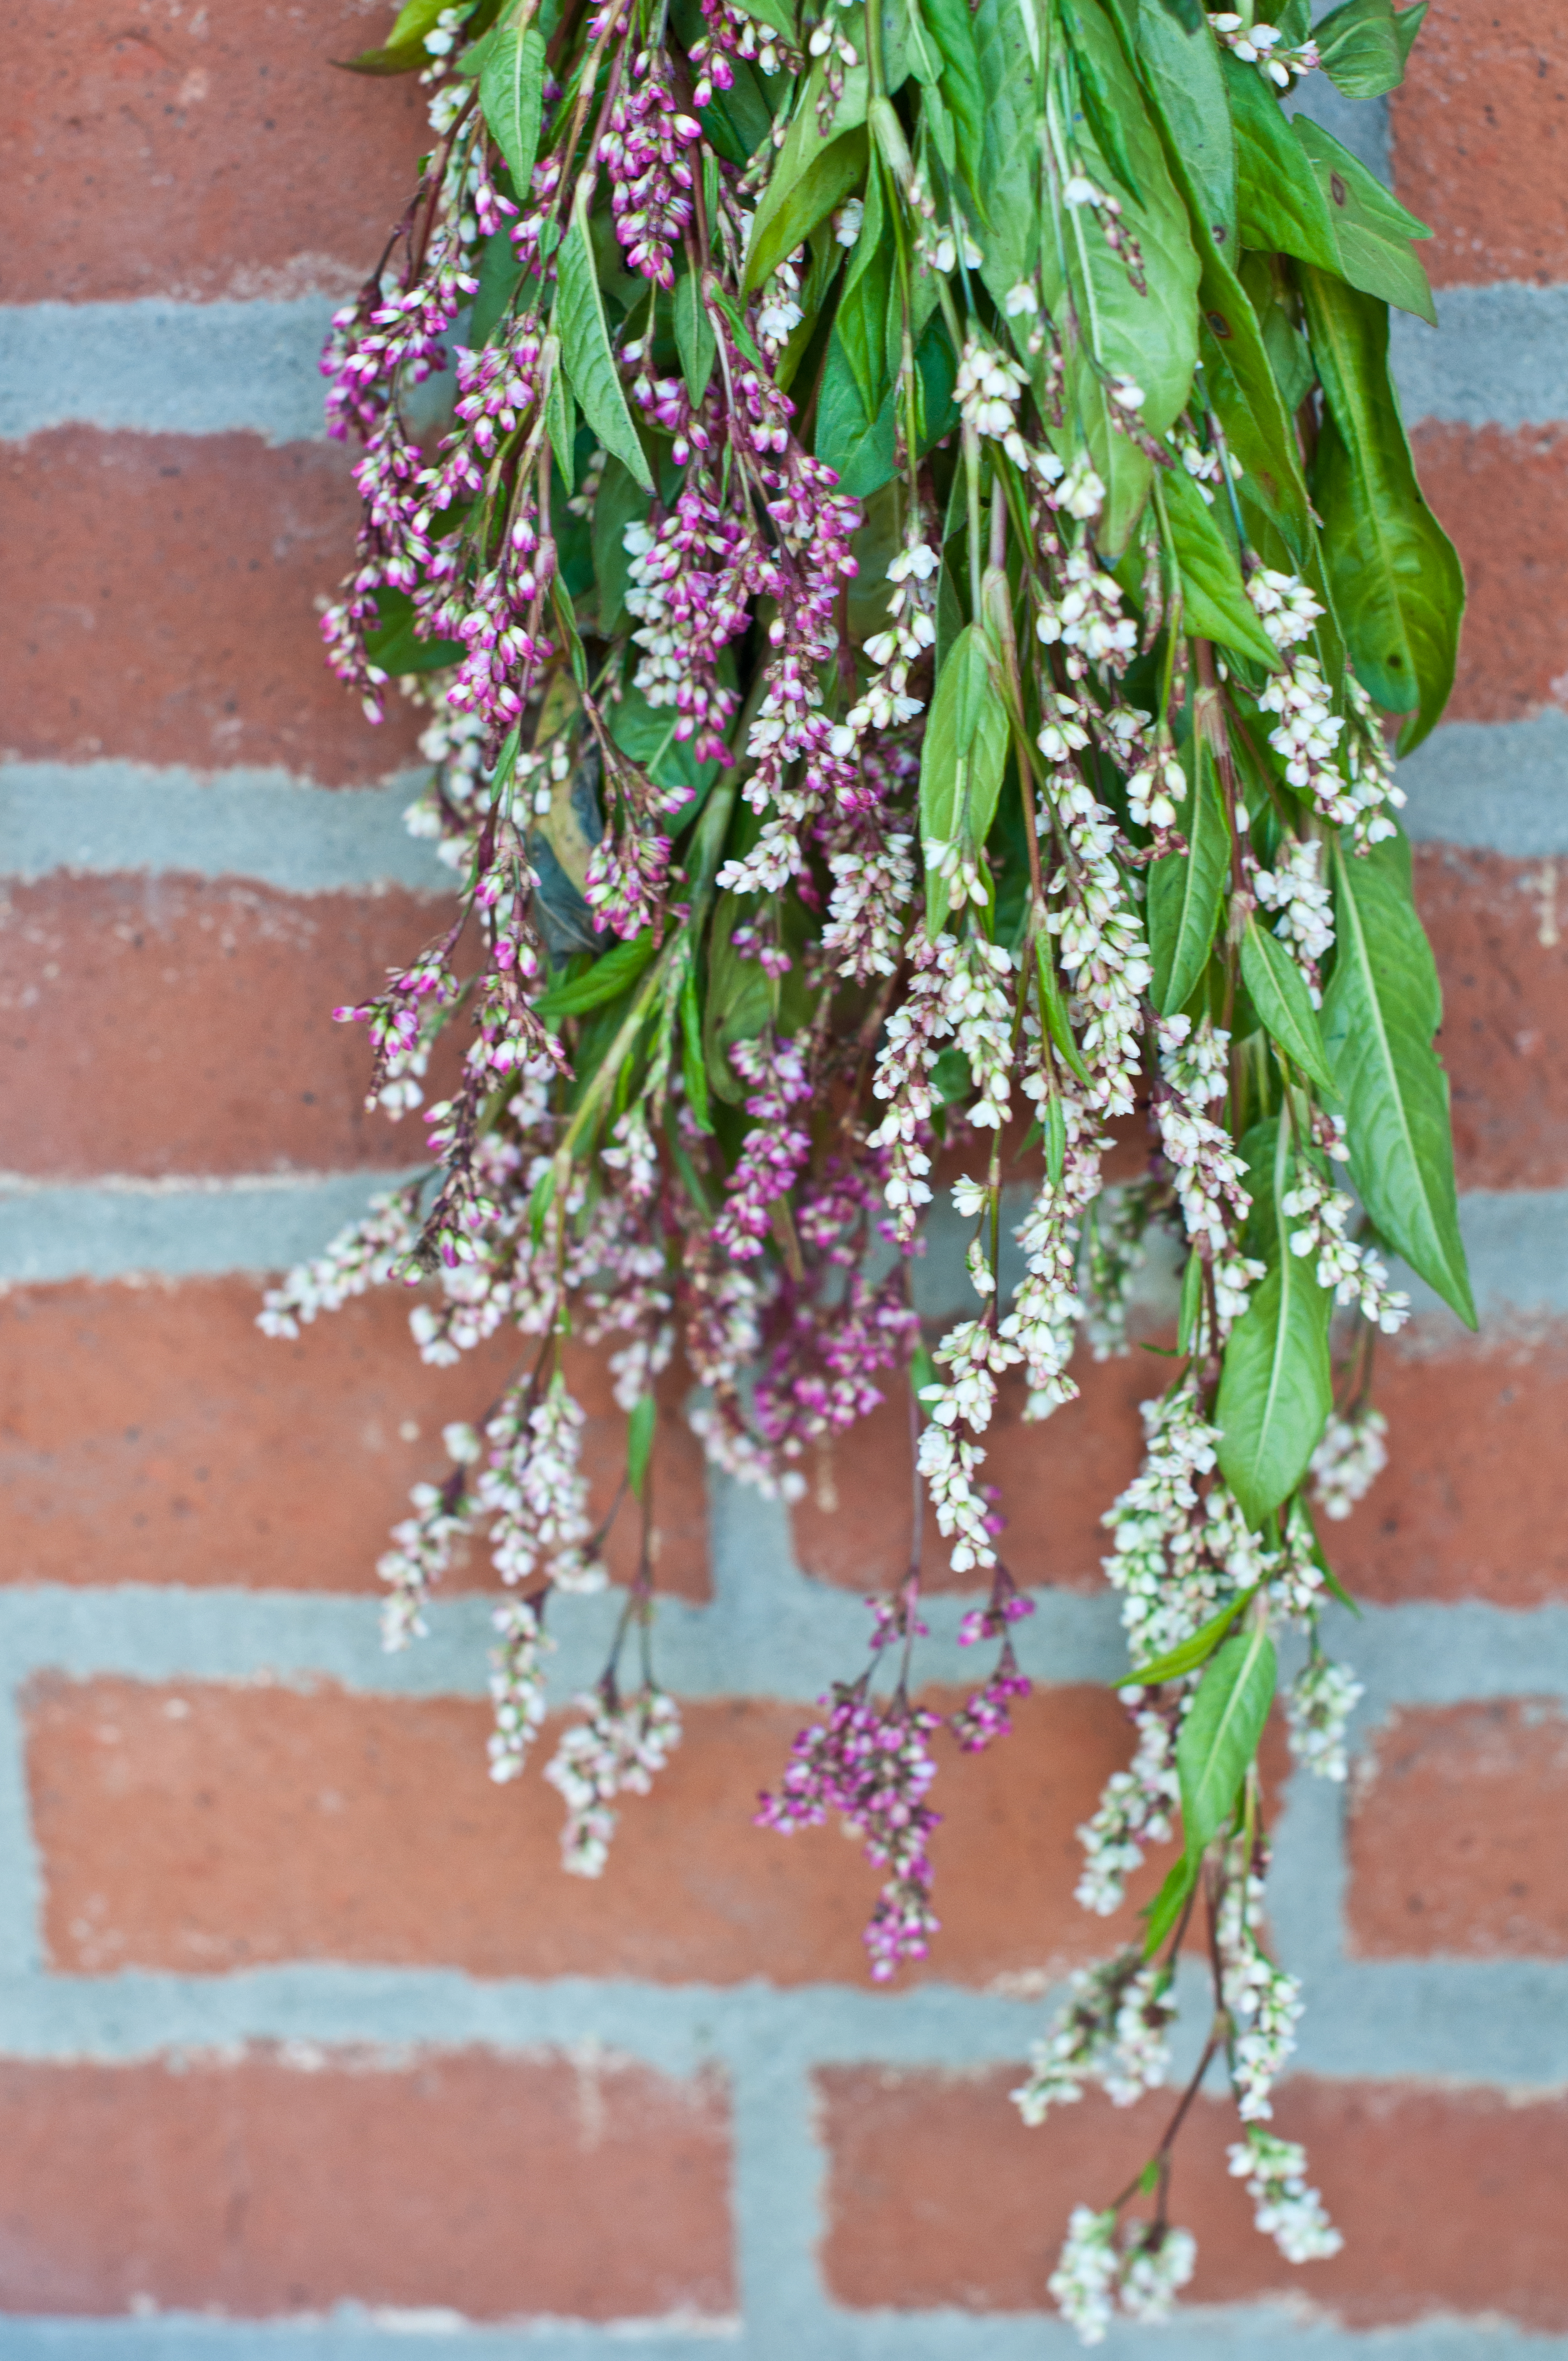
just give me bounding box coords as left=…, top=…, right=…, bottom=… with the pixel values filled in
left=1229, top=2128, right=1343, bottom=2261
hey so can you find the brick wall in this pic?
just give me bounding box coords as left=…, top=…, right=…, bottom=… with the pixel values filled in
left=2, top=4, right=1566, bottom=2355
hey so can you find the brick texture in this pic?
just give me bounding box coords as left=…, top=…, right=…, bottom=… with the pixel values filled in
left=4, top=1, right=427, bottom=304
left=1392, top=0, right=1568, bottom=287
left=0, top=1282, right=711, bottom=1600
left=818, top=2068, right=1568, bottom=2328
left=1, top=430, right=423, bottom=781
left=1348, top=1699, right=1568, bottom=1955
left=1412, top=423, right=1568, bottom=725
left=0, top=2047, right=734, bottom=2321
left=0, top=874, right=449, bottom=1178
left=25, top=1677, right=1168, bottom=1983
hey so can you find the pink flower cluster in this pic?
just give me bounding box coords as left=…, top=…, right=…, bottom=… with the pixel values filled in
left=600, top=52, right=701, bottom=287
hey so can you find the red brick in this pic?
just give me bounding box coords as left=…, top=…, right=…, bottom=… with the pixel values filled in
left=1392, top=0, right=1568, bottom=287
left=1336, top=1325, right=1568, bottom=1607
left=1418, top=842, right=1568, bottom=1190
left=819, top=2068, right=1568, bottom=2327
left=1412, top=423, right=1568, bottom=726
left=0, top=873, right=450, bottom=1177
left=26, top=1678, right=1171, bottom=1982
left=0, top=2047, right=733, bottom=2321
left=1, top=430, right=422, bottom=781
left=0, top=1282, right=711, bottom=1600
left=1348, top=1699, right=1568, bottom=1956
left=3, top=2, right=427, bottom=304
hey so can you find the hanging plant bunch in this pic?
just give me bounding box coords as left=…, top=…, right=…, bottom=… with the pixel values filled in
left=266, top=0, right=1469, bottom=2330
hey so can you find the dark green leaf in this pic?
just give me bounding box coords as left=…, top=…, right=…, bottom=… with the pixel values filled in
left=1301, top=266, right=1462, bottom=747
left=834, top=158, right=895, bottom=413
left=592, top=458, right=650, bottom=637
left=970, top=0, right=1041, bottom=295
left=1161, top=464, right=1284, bottom=668
left=536, top=929, right=657, bottom=1018
left=1062, top=0, right=1144, bottom=205
left=673, top=269, right=717, bottom=406
left=816, top=312, right=955, bottom=498
left=609, top=677, right=722, bottom=801
left=556, top=183, right=653, bottom=491
left=470, top=224, right=527, bottom=346
left=1176, top=1624, right=1277, bottom=1860
left=1393, top=0, right=1428, bottom=68
left=679, top=956, right=712, bottom=1133
left=743, top=74, right=869, bottom=290
left=545, top=360, right=576, bottom=493
left=1134, top=0, right=1237, bottom=252
left=1197, top=247, right=1315, bottom=561
left=918, top=0, right=987, bottom=189
left=1148, top=737, right=1229, bottom=1015
left=1240, top=916, right=1335, bottom=1091
left=480, top=23, right=546, bottom=195
left=918, top=624, right=1010, bottom=930
left=363, top=588, right=464, bottom=676
left=704, top=893, right=774, bottom=1097
left=1119, top=1586, right=1257, bottom=1687
left=1044, top=1091, right=1067, bottom=1185
left=1036, top=940, right=1092, bottom=1084
left=1177, top=1244, right=1203, bottom=1353
left=1314, top=0, right=1406, bottom=98
left=1321, top=832, right=1475, bottom=1325
left=1292, top=116, right=1436, bottom=326
left=627, top=1391, right=657, bottom=1499
left=930, top=1044, right=974, bottom=1105
left=1217, top=1109, right=1332, bottom=1522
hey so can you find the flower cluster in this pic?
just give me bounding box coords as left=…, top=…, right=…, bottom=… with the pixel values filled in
left=545, top=1683, right=683, bottom=1876
left=1012, top=1949, right=1174, bottom=2121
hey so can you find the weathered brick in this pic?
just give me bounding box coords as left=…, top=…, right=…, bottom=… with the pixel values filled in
left=1392, top=0, right=1568, bottom=287
left=0, top=2047, right=733, bottom=2321
left=1336, top=1325, right=1568, bottom=1607
left=819, top=2068, right=1568, bottom=2328
left=1348, top=1699, right=1568, bottom=1955
left=1417, top=842, right=1568, bottom=1191
left=26, top=1678, right=1167, bottom=1983
left=0, top=1281, right=711, bottom=1600
left=4, top=1, right=427, bottom=304
left=1, top=430, right=422, bottom=781
left=1412, top=422, right=1568, bottom=726
left=0, top=873, right=449, bottom=1177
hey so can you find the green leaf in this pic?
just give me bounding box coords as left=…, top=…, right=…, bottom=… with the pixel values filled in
left=673, top=269, right=717, bottom=406
left=930, top=1044, right=974, bottom=1105
left=556, top=181, right=653, bottom=491
left=918, top=0, right=987, bottom=192
left=1300, top=267, right=1463, bottom=748
left=1177, top=1243, right=1203, bottom=1352
left=816, top=312, right=956, bottom=498
left=1044, top=1091, right=1067, bottom=1185
left=363, top=587, right=464, bottom=676
left=1314, top=0, right=1407, bottom=98
left=536, top=929, right=657, bottom=1017
left=627, top=1391, right=657, bottom=1499
left=1148, top=737, right=1228, bottom=1014
left=545, top=357, right=576, bottom=493
left=1217, top=1109, right=1332, bottom=1522
left=743, top=74, right=869, bottom=290
left=678, top=956, right=713, bottom=1133
left=480, top=23, right=546, bottom=195
left=1320, top=832, right=1475, bottom=1325
left=834, top=157, right=895, bottom=412
left=1062, top=0, right=1144, bottom=205
left=1292, top=116, right=1436, bottom=327
left=1176, top=1625, right=1277, bottom=1860
left=1161, top=465, right=1284, bottom=668
left=470, top=223, right=527, bottom=346
left=1119, top=1586, right=1257, bottom=1687
left=1036, top=940, right=1092, bottom=1085
left=1240, top=917, right=1335, bottom=1091
left=704, top=893, right=774, bottom=1097
left=592, top=458, right=650, bottom=637
left=1393, top=0, right=1428, bottom=68
left=1134, top=0, right=1237, bottom=252
left=970, top=0, right=1041, bottom=293
left=337, top=0, right=450, bottom=73
left=918, top=625, right=1010, bottom=930
left=1141, top=1853, right=1199, bottom=1956
left=1195, top=247, right=1315, bottom=562
left=733, top=0, right=799, bottom=39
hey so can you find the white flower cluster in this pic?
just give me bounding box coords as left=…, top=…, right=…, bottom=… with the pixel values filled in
left=1156, top=1017, right=1255, bottom=1278
left=1310, top=1403, right=1389, bottom=1520
left=1286, top=1653, right=1364, bottom=1782
left=1281, top=1163, right=1411, bottom=1333
left=476, top=1373, right=607, bottom=1592
left=1247, top=572, right=1402, bottom=846
left=487, top=1596, right=556, bottom=1782
left=377, top=1475, right=471, bottom=1650
left=1076, top=1705, right=1178, bottom=1914
left=1217, top=1852, right=1304, bottom=2119
left=823, top=829, right=917, bottom=980
left=917, top=1313, right=1018, bottom=1575
left=1035, top=548, right=1137, bottom=672
left=258, top=1188, right=422, bottom=1336
left=1004, top=1077, right=1098, bottom=1417
left=1228, top=2128, right=1343, bottom=2262
left=545, top=1685, right=683, bottom=1876
left=1042, top=781, right=1152, bottom=1119
left=1253, top=832, right=1334, bottom=1000
left=868, top=932, right=1016, bottom=1238
left=1208, top=12, right=1321, bottom=87
left=1049, top=2208, right=1196, bottom=2345
left=1012, top=1948, right=1174, bottom=2122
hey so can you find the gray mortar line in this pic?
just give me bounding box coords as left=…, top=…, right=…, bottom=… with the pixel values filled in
left=1397, top=712, right=1568, bottom=857
left=0, top=763, right=450, bottom=894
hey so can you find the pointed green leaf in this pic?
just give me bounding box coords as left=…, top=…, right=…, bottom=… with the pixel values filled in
left=1148, top=739, right=1229, bottom=1014
left=673, top=269, right=717, bottom=407
left=1141, top=1852, right=1199, bottom=1956
left=1218, top=1105, right=1332, bottom=1522
left=918, top=0, right=987, bottom=191
left=1292, top=115, right=1436, bottom=326
left=556, top=181, right=653, bottom=491
left=592, top=458, right=650, bottom=637
left=679, top=957, right=712, bottom=1133
left=1134, top=0, right=1237, bottom=251
left=1320, top=832, right=1475, bottom=1325
left=536, top=929, right=657, bottom=1018
left=627, top=1390, right=657, bottom=1499
left=480, top=23, right=546, bottom=196
left=1036, top=940, right=1092, bottom=1085
left=1176, top=1624, right=1277, bottom=1861
left=918, top=625, right=1010, bottom=930
left=1161, top=464, right=1285, bottom=668
left=1240, top=917, right=1335, bottom=1091
left=1314, top=0, right=1406, bottom=99
left=545, top=355, right=576, bottom=492
left=1196, top=246, right=1315, bottom=561
left=743, top=70, right=869, bottom=290
left=1301, top=266, right=1463, bottom=748
left=1118, top=1586, right=1257, bottom=1687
